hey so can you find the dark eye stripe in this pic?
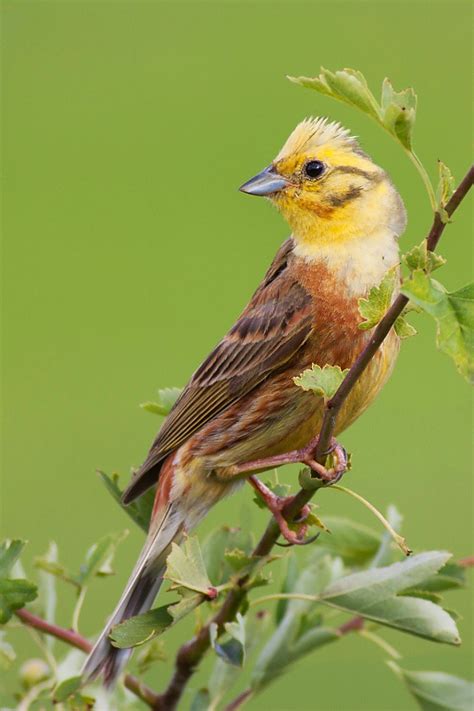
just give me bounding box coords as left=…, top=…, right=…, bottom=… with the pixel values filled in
left=332, top=165, right=382, bottom=182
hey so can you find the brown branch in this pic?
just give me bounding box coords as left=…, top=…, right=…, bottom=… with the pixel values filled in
left=14, top=608, right=160, bottom=708
left=151, top=164, right=473, bottom=711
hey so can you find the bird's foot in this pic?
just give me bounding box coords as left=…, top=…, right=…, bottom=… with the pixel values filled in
left=297, top=435, right=348, bottom=484
left=248, top=475, right=317, bottom=546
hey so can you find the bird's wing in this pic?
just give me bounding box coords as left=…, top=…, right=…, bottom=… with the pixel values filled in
left=122, top=238, right=313, bottom=503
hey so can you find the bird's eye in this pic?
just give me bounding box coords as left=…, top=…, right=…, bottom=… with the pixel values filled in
left=304, top=160, right=325, bottom=179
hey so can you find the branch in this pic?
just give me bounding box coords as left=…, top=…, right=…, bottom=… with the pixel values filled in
left=14, top=608, right=160, bottom=709
left=152, top=164, right=473, bottom=710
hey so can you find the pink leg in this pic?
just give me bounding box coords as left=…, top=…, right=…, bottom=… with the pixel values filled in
left=232, top=434, right=347, bottom=483
left=248, top=475, right=315, bottom=546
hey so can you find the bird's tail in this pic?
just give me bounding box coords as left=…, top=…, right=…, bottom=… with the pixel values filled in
left=82, top=462, right=185, bottom=687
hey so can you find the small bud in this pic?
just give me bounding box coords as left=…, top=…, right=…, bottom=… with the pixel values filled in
left=19, top=658, right=51, bottom=689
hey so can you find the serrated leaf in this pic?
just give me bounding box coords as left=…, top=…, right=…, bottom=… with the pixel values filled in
left=110, top=601, right=183, bottom=649
left=381, top=78, right=417, bottom=149
left=293, top=364, right=349, bottom=401
left=358, top=268, right=398, bottom=330
left=98, top=470, right=154, bottom=533
left=202, top=526, right=254, bottom=586
left=251, top=552, right=340, bottom=690
left=402, top=241, right=446, bottom=274
left=437, top=161, right=455, bottom=210
left=319, top=551, right=460, bottom=644
left=0, top=632, right=15, bottom=669
left=318, top=516, right=381, bottom=566
left=289, top=68, right=380, bottom=120
left=401, top=273, right=474, bottom=382
left=389, top=663, right=474, bottom=711
left=140, top=387, right=182, bottom=416
left=164, top=536, right=214, bottom=596
left=395, top=315, right=417, bottom=339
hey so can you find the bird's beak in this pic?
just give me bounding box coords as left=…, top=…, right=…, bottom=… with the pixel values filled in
left=239, top=166, right=290, bottom=196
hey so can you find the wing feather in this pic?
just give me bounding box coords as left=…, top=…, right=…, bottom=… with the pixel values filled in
left=122, top=238, right=313, bottom=503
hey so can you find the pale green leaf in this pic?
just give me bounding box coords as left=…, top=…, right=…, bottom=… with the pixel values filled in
left=293, top=364, right=349, bottom=401
left=98, top=470, right=154, bottom=533
left=381, top=78, right=417, bottom=149
left=289, top=68, right=381, bottom=120
left=110, top=599, right=192, bottom=649
left=437, top=161, right=455, bottom=210
left=210, top=612, right=246, bottom=667
left=358, top=268, right=398, bottom=330
left=53, top=676, right=82, bottom=702
left=251, top=552, right=341, bottom=690
left=389, top=663, right=474, bottom=711
left=164, top=536, right=214, bottom=596
left=401, top=273, right=474, bottom=383
left=319, top=551, right=460, bottom=644
left=395, top=315, right=417, bottom=339
left=402, top=241, right=446, bottom=274
left=202, top=526, right=254, bottom=586
left=140, top=387, right=182, bottom=416
left=76, top=531, right=128, bottom=587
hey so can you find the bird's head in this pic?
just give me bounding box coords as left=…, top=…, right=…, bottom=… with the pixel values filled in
left=240, top=117, right=406, bottom=249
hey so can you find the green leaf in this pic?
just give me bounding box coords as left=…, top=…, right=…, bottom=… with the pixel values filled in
left=401, top=273, right=474, bottom=383
left=319, top=551, right=460, bottom=644
left=358, top=268, right=398, bottom=330
left=140, top=387, right=182, bottom=416
left=0, top=632, right=15, bottom=669
left=190, top=689, right=212, bottom=711
left=210, top=613, right=246, bottom=667
left=111, top=590, right=203, bottom=648
left=202, top=526, right=254, bottom=586
left=389, top=663, right=474, bottom=711
left=276, top=555, right=299, bottom=625
left=437, top=161, right=455, bottom=210
left=293, top=364, right=349, bottom=401
left=395, top=315, right=417, bottom=339
left=76, top=531, right=128, bottom=587
left=380, top=78, right=417, bottom=149
left=98, top=470, right=155, bottom=533
left=402, top=241, right=446, bottom=274
left=318, top=516, right=381, bottom=566
left=135, top=639, right=167, bottom=674
left=165, top=536, right=214, bottom=596
left=409, top=561, right=467, bottom=593
left=53, top=676, right=82, bottom=702
left=0, top=540, right=37, bottom=623
left=289, top=68, right=381, bottom=121
left=251, top=552, right=341, bottom=690
left=0, top=540, right=26, bottom=578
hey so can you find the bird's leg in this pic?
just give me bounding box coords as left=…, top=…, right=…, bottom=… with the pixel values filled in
left=231, top=434, right=348, bottom=483
left=248, top=475, right=313, bottom=545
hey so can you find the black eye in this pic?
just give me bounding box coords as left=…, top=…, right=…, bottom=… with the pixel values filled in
left=304, top=160, right=325, bottom=179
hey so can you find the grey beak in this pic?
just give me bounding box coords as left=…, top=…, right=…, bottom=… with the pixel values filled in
left=239, top=165, right=290, bottom=196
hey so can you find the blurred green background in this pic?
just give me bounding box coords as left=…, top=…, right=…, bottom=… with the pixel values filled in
left=2, top=1, right=472, bottom=709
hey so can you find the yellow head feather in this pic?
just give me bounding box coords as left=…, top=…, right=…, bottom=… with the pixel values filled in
left=275, top=116, right=359, bottom=161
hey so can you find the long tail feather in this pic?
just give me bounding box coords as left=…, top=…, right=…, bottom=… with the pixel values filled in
left=82, top=495, right=185, bottom=687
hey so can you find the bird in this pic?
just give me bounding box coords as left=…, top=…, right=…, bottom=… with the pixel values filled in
left=82, top=116, right=406, bottom=685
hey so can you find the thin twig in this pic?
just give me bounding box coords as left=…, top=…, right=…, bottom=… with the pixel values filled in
left=14, top=609, right=160, bottom=708
left=152, top=165, right=473, bottom=711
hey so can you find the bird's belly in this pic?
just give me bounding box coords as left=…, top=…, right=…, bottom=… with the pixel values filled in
left=183, top=331, right=399, bottom=477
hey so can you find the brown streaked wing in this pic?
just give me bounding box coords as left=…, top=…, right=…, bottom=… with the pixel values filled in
left=122, top=238, right=313, bottom=503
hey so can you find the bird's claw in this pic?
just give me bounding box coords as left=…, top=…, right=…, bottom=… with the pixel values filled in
left=299, top=437, right=348, bottom=484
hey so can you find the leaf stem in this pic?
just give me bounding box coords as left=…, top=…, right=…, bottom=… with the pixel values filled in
left=358, top=628, right=402, bottom=659
left=405, top=148, right=438, bottom=211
